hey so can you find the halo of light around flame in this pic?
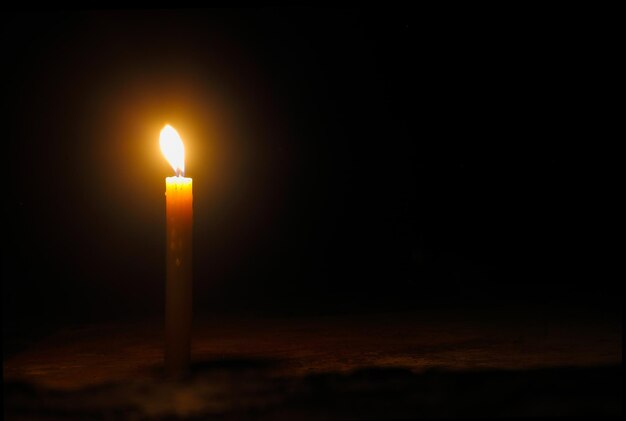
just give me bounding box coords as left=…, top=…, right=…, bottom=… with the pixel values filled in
left=160, top=125, right=185, bottom=175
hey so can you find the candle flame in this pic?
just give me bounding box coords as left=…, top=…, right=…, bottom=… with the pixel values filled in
left=160, top=125, right=185, bottom=176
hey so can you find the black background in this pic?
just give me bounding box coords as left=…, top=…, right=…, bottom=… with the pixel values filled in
left=2, top=7, right=615, bottom=344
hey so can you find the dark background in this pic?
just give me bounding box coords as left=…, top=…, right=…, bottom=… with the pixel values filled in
left=2, top=7, right=616, bottom=346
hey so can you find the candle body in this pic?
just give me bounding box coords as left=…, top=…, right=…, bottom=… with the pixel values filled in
left=165, top=176, right=193, bottom=377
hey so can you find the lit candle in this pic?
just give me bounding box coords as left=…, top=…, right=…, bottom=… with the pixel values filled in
left=160, top=124, right=193, bottom=377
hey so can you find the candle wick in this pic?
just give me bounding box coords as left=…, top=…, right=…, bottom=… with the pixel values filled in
left=176, top=168, right=183, bottom=177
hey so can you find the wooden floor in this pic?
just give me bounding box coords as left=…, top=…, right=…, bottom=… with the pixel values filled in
left=4, top=309, right=622, bottom=418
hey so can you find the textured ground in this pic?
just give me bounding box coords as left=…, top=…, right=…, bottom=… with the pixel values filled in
left=4, top=309, right=622, bottom=419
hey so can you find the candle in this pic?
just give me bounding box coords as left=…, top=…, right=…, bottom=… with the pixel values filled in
left=160, top=125, right=193, bottom=377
